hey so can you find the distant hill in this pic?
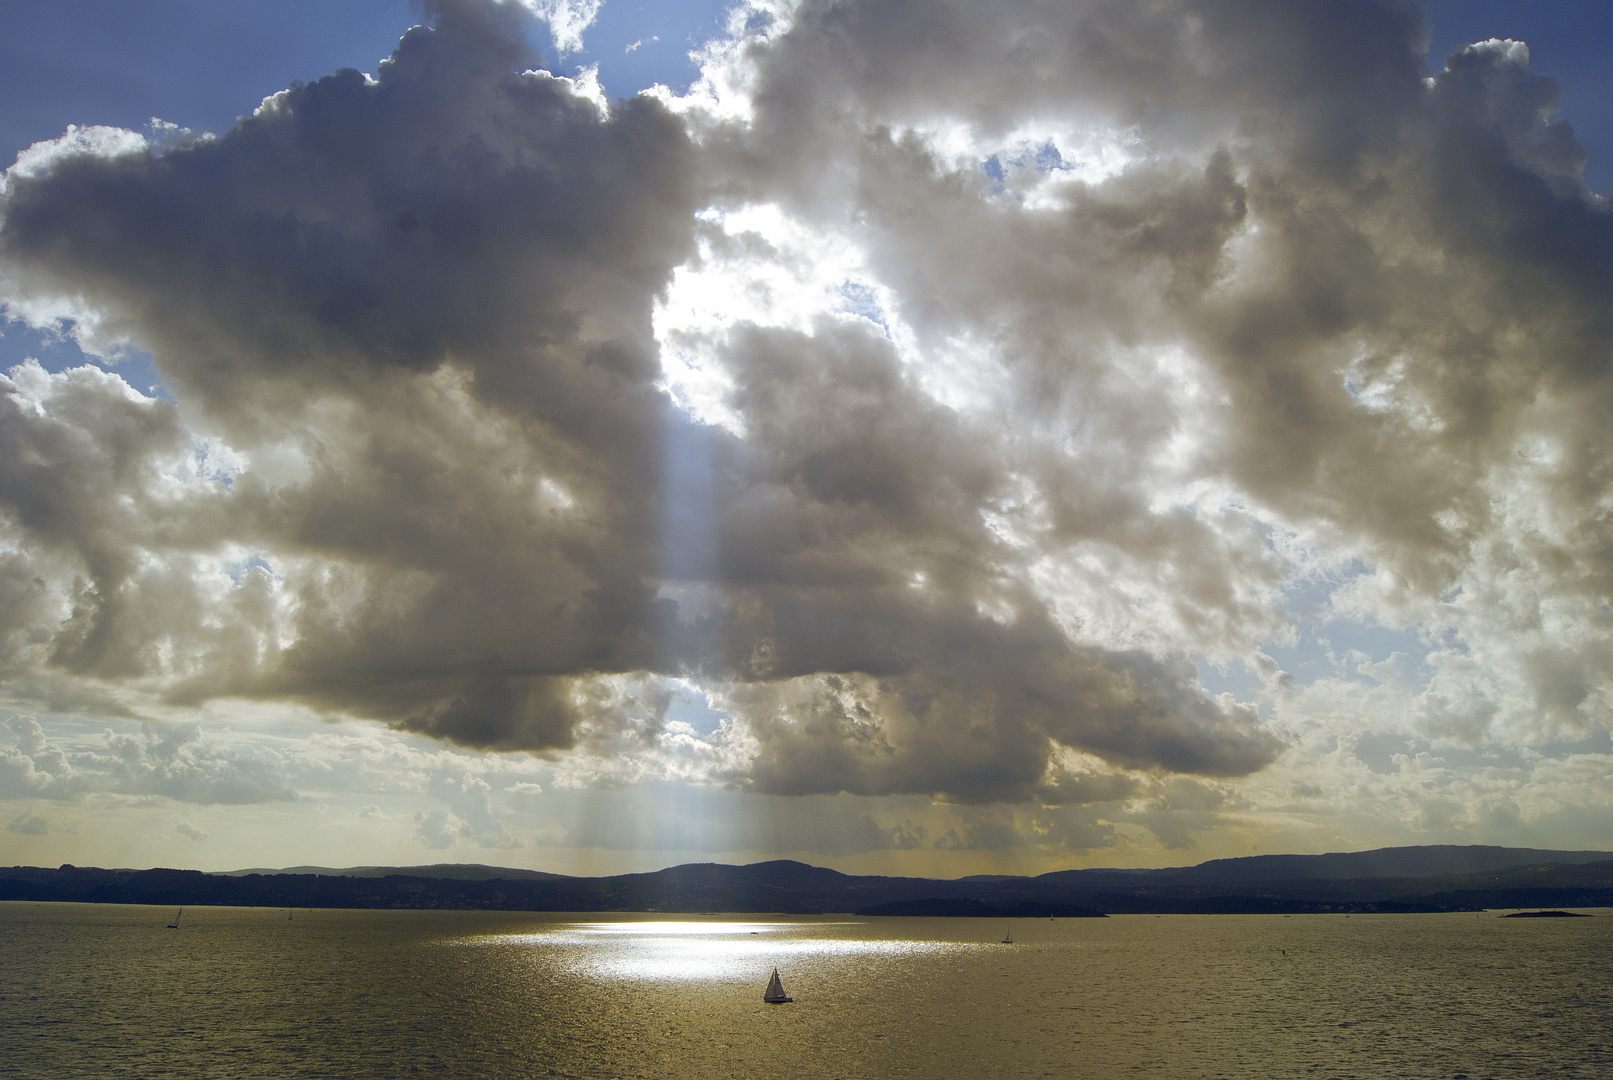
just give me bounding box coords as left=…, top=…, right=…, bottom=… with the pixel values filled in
left=3, top=845, right=1609, bottom=915
left=1155, top=845, right=1612, bottom=883
left=223, top=863, right=569, bottom=881
left=236, top=844, right=1613, bottom=890
left=1035, top=845, right=1613, bottom=891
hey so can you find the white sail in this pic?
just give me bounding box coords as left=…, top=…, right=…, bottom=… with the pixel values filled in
left=763, top=968, right=792, bottom=1003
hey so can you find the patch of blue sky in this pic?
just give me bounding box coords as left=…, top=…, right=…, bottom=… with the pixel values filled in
left=0, top=0, right=415, bottom=163
left=1265, top=572, right=1434, bottom=687
left=224, top=554, right=278, bottom=584
left=835, top=281, right=889, bottom=333
left=1194, top=656, right=1264, bottom=702
left=0, top=318, right=170, bottom=400
left=979, top=140, right=1070, bottom=197
left=981, top=154, right=1009, bottom=199
left=996, top=140, right=1067, bottom=176
left=193, top=439, right=240, bottom=488
left=1319, top=625, right=1433, bottom=672
left=532, top=0, right=736, bottom=98
left=663, top=681, right=728, bottom=737
left=1197, top=566, right=1438, bottom=707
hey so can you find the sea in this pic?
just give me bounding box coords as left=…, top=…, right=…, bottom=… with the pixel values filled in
left=1, top=903, right=1609, bottom=1079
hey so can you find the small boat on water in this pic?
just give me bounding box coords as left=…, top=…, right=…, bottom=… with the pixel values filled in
left=763, top=968, right=793, bottom=1004
left=166, top=908, right=182, bottom=929
left=1001, top=925, right=1013, bottom=944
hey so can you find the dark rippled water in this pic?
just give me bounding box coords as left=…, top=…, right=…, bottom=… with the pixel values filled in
left=2, top=903, right=1610, bottom=1079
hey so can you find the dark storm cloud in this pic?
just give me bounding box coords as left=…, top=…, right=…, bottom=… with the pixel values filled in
left=2, top=0, right=701, bottom=751
left=665, top=316, right=1279, bottom=795
left=1, top=0, right=1608, bottom=807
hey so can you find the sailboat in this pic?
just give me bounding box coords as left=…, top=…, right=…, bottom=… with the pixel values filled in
left=763, top=968, right=793, bottom=1004
left=1001, top=925, right=1013, bottom=944
left=166, top=908, right=182, bottom=929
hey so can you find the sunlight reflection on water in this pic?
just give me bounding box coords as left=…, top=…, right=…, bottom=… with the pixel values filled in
left=467, top=918, right=976, bottom=982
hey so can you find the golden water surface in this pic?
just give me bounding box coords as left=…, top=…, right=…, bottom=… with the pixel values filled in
left=2, top=903, right=1609, bottom=1078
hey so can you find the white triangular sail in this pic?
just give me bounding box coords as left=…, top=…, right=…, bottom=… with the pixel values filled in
left=763, top=968, right=792, bottom=1003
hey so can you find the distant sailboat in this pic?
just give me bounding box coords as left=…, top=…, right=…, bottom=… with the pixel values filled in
left=1001, top=925, right=1013, bottom=944
left=166, top=908, right=182, bottom=929
left=763, top=968, right=793, bottom=1004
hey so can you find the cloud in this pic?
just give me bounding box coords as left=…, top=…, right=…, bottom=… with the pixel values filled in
left=175, top=820, right=208, bottom=842
left=412, top=809, right=463, bottom=849
left=0, top=0, right=1609, bottom=825
left=413, top=772, right=522, bottom=849
left=508, top=0, right=603, bottom=55
left=3, top=125, right=149, bottom=187
left=0, top=713, right=297, bottom=804
left=0, top=715, right=73, bottom=797
left=5, top=809, right=47, bottom=834
left=0, top=0, right=702, bottom=752
left=102, top=723, right=299, bottom=804
left=685, top=0, right=1613, bottom=753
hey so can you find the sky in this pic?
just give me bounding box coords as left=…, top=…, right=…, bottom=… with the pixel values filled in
left=0, top=0, right=1610, bottom=877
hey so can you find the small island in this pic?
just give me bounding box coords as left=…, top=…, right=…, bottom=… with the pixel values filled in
left=1500, top=910, right=1591, bottom=918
